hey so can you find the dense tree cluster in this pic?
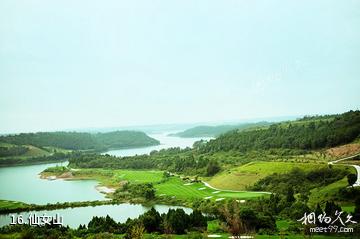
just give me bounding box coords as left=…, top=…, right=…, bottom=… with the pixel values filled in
left=114, top=182, right=156, bottom=200
left=0, top=152, right=73, bottom=167
left=172, top=122, right=271, bottom=138
left=219, top=200, right=276, bottom=236
left=86, top=208, right=206, bottom=236
left=0, top=131, right=159, bottom=151
left=94, top=131, right=159, bottom=149
left=0, top=132, right=98, bottom=150
left=203, top=110, right=360, bottom=152
left=0, top=208, right=207, bottom=238
left=0, top=145, right=28, bottom=157
left=68, top=149, right=211, bottom=175
left=206, top=160, right=221, bottom=176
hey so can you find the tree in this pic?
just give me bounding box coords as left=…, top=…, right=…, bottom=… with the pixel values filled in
left=286, top=187, right=295, bottom=204
left=163, top=209, right=189, bottom=234
left=353, top=198, right=360, bottom=221
left=144, top=186, right=156, bottom=200
left=125, top=223, right=145, bottom=239
left=324, top=201, right=342, bottom=217
left=206, top=160, right=221, bottom=176
left=189, top=210, right=207, bottom=229
left=220, top=201, right=251, bottom=237
left=140, top=208, right=162, bottom=232
left=347, top=174, right=357, bottom=187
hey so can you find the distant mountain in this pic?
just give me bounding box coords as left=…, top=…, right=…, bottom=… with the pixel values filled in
left=0, top=131, right=160, bottom=152
left=170, top=122, right=272, bottom=138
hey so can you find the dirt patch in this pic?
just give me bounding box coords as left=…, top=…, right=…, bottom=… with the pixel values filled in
left=57, top=172, right=74, bottom=179
left=96, top=186, right=116, bottom=194
left=326, top=143, right=360, bottom=159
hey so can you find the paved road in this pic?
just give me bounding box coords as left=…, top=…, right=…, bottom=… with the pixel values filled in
left=328, top=153, right=360, bottom=187
left=351, top=164, right=360, bottom=187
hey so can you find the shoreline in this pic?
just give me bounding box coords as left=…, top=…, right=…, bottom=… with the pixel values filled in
left=96, top=185, right=116, bottom=194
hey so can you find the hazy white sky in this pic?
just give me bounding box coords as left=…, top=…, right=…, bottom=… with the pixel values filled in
left=1, top=0, right=359, bottom=133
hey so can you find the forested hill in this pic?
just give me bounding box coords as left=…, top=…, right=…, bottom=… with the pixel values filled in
left=171, top=122, right=271, bottom=137
left=94, top=131, right=159, bottom=149
left=203, top=110, right=360, bottom=152
left=0, top=131, right=159, bottom=151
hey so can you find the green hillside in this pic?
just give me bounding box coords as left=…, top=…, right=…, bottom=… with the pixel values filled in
left=203, top=110, right=360, bottom=152
left=206, top=161, right=327, bottom=190
left=0, top=130, right=159, bottom=152
left=171, top=121, right=271, bottom=137
left=0, top=142, right=50, bottom=158
left=94, top=131, right=159, bottom=149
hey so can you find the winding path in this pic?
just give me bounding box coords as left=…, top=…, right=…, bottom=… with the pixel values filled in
left=202, top=181, right=271, bottom=194
left=328, top=153, right=360, bottom=187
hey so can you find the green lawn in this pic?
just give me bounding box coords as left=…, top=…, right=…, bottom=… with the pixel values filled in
left=0, top=200, right=28, bottom=210
left=72, top=169, right=164, bottom=187
left=114, top=170, right=163, bottom=183
left=207, top=161, right=327, bottom=190
left=155, top=177, right=268, bottom=201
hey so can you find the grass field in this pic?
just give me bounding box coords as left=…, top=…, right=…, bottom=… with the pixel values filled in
left=70, top=169, right=163, bottom=188
left=113, top=170, right=163, bottom=183
left=0, top=200, right=28, bottom=210
left=155, top=177, right=268, bottom=201
left=207, top=161, right=328, bottom=190
left=72, top=168, right=268, bottom=201
left=22, top=145, right=50, bottom=157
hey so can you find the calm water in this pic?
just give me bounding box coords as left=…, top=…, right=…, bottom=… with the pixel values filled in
left=0, top=204, right=192, bottom=228
left=0, top=162, right=106, bottom=204
left=0, top=134, right=206, bottom=228
left=104, top=133, right=212, bottom=157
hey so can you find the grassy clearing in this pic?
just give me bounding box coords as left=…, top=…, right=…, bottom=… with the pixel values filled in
left=114, top=170, right=163, bottom=183
left=69, top=168, right=164, bottom=188
left=155, top=177, right=267, bottom=201
left=0, top=200, right=28, bottom=210
left=22, top=145, right=50, bottom=157
left=341, top=205, right=355, bottom=213
left=207, top=161, right=327, bottom=190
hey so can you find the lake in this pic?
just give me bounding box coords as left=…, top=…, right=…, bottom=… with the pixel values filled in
left=104, top=132, right=211, bottom=157
left=0, top=162, right=106, bottom=204
left=0, top=133, right=207, bottom=227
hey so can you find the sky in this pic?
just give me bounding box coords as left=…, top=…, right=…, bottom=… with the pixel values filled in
left=0, top=0, right=359, bottom=133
